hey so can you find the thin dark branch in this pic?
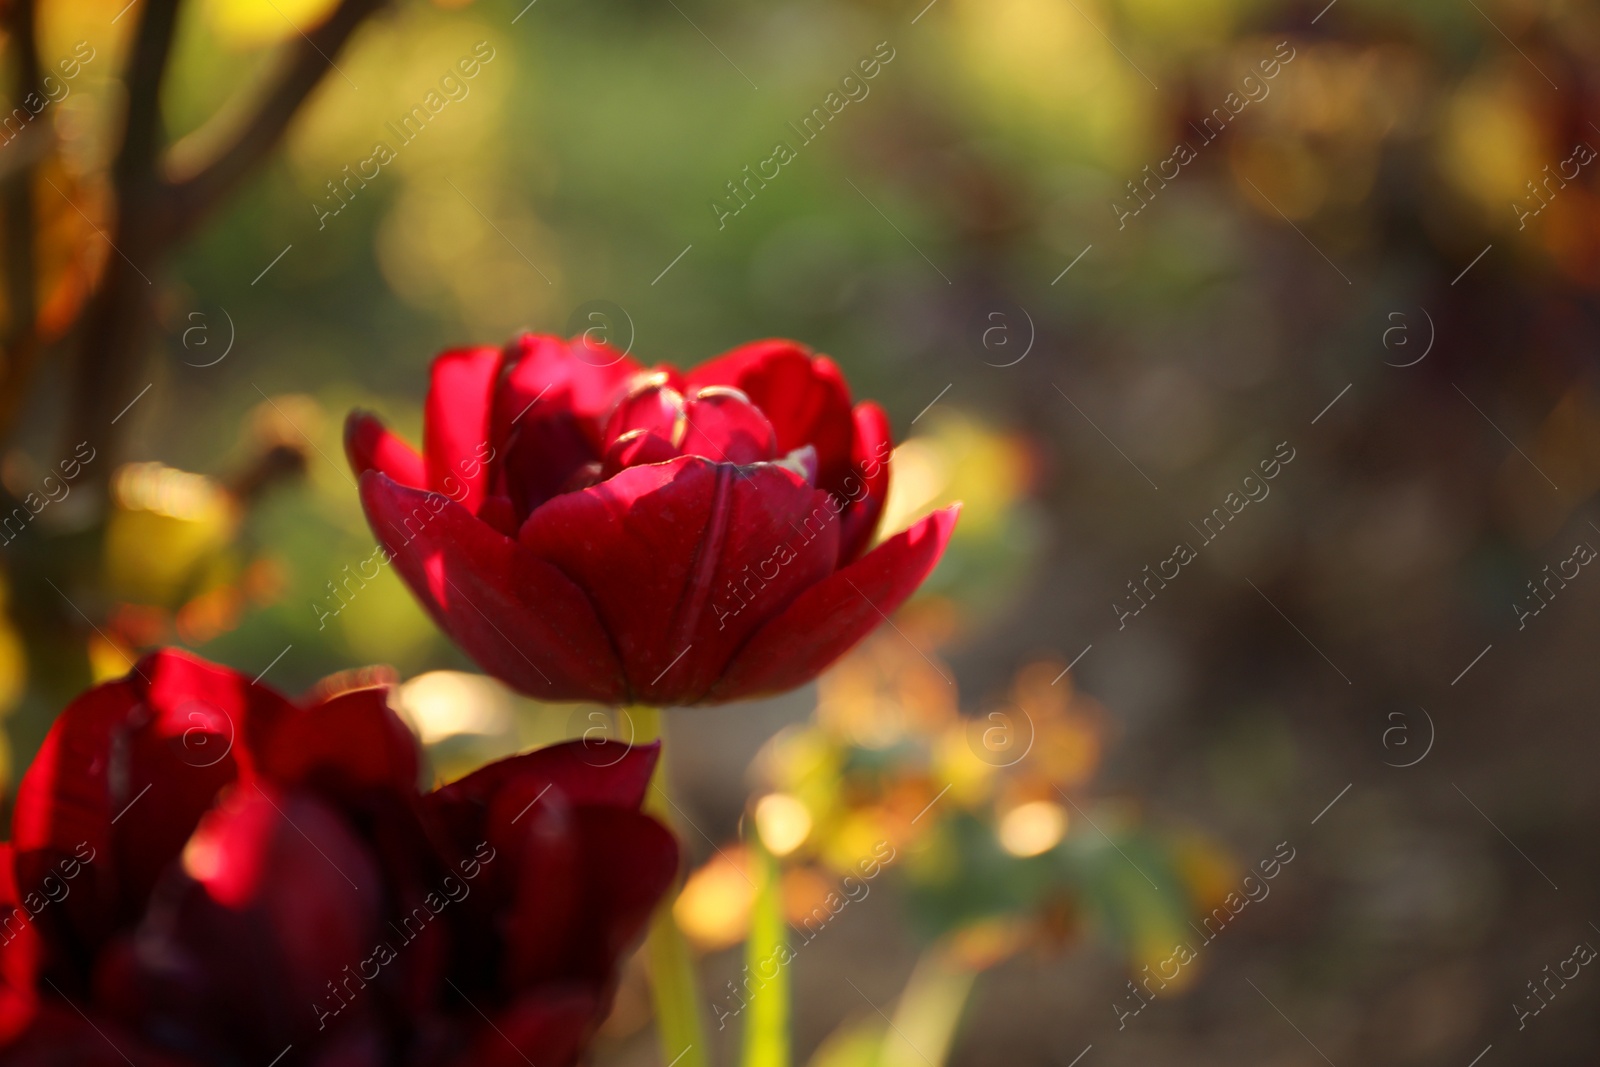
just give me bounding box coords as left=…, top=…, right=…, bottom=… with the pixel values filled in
left=163, top=0, right=387, bottom=242
left=0, top=0, right=43, bottom=442
left=62, top=0, right=183, bottom=468
left=116, top=0, right=183, bottom=193
left=64, top=0, right=387, bottom=472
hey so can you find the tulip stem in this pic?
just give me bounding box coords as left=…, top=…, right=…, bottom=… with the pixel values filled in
left=633, top=705, right=711, bottom=1067
left=740, top=835, right=789, bottom=1067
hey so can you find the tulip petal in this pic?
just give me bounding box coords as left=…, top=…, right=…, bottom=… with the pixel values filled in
left=133, top=784, right=382, bottom=1058
left=470, top=494, right=516, bottom=537
left=140, top=648, right=296, bottom=775
left=601, top=430, right=681, bottom=478
left=707, top=505, right=960, bottom=702
left=688, top=340, right=856, bottom=493
left=11, top=649, right=295, bottom=948
left=446, top=989, right=597, bottom=1067
left=424, top=346, right=503, bottom=514
left=263, top=685, right=420, bottom=798
left=603, top=373, right=686, bottom=446
left=299, top=1021, right=388, bottom=1067
left=0, top=1003, right=200, bottom=1066
left=498, top=408, right=600, bottom=519
left=359, top=472, right=625, bottom=703
left=490, top=337, right=645, bottom=515
left=428, top=740, right=659, bottom=851
left=11, top=678, right=135, bottom=905
left=0, top=847, right=39, bottom=1045
left=497, top=795, right=581, bottom=989
left=344, top=411, right=426, bottom=490
left=486, top=801, right=675, bottom=992
left=568, top=807, right=679, bottom=976
left=680, top=387, right=778, bottom=465
left=494, top=334, right=642, bottom=451
left=837, top=401, right=892, bottom=565
left=423, top=746, right=664, bottom=997
left=517, top=457, right=840, bottom=703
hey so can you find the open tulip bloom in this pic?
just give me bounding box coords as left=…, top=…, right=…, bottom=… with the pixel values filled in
left=0, top=337, right=957, bottom=1065
left=346, top=335, right=959, bottom=707
left=0, top=650, right=675, bottom=1066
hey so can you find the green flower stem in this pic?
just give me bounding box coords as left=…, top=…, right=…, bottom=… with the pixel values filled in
left=740, top=836, right=788, bottom=1067
left=632, top=705, right=710, bottom=1067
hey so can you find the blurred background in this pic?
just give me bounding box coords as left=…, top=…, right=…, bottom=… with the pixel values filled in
left=1, top=0, right=1599, bottom=1063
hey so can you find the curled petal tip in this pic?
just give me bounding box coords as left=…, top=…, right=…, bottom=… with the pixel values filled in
left=346, top=409, right=426, bottom=488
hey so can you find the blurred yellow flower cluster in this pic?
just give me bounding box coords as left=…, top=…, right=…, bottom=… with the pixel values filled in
left=677, top=626, right=1229, bottom=984
left=88, top=396, right=309, bottom=679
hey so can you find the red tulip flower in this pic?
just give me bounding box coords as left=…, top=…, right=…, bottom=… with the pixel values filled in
left=345, top=335, right=958, bottom=706
left=0, top=649, right=676, bottom=1066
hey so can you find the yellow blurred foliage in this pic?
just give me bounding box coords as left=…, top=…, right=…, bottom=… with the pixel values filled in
left=201, top=0, right=343, bottom=49
left=950, top=0, right=1149, bottom=163
left=878, top=411, right=1034, bottom=545
left=87, top=634, right=137, bottom=685
left=944, top=917, right=1030, bottom=971
left=1439, top=65, right=1545, bottom=227
left=1122, top=0, right=1236, bottom=51
left=1171, top=832, right=1240, bottom=914
left=105, top=463, right=239, bottom=607
left=0, top=574, right=25, bottom=718
left=675, top=845, right=755, bottom=952
left=754, top=792, right=815, bottom=857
